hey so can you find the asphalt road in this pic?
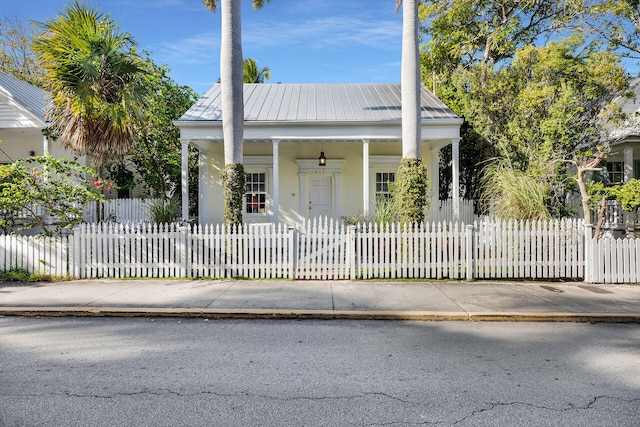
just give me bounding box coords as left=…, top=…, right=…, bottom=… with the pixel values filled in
left=1, top=318, right=639, bottom=426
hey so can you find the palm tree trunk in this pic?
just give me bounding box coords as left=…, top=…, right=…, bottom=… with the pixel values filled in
left=400, top=0, right=420, bottom=159
left=220, top=0, right=245, bottom=225
left=220, top=0, right=244, bottom=164
left=396, top=0, right=428, bottom=225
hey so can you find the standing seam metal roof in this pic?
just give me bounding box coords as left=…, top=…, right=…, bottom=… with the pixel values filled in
left=178, top=83, right=459, bottom=123
left=0, top=71, right=48, bottom=122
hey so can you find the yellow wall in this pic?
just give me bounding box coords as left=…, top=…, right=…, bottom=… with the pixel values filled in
left=199, top=140, right=438, bottom=226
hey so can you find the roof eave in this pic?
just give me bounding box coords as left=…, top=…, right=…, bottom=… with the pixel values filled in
left=174, top=117, right=464, bottom=128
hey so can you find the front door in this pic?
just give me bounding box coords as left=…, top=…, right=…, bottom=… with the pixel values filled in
left=309, top=177, right=332, bottom=219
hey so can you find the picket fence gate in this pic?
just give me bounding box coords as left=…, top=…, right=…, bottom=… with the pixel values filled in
left=585, top=236, right=640, bottom=283
left=6, top=217, right=634, bottom=281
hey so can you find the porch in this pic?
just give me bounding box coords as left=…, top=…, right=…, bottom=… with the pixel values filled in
left=175, top=83, right=464, bottom=226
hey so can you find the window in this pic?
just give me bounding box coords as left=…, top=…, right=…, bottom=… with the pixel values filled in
left=117, top=188, right=131, bottom=199
left=245, top=172, right=266, bottom=214
left=607, top=161, right=624, bottom=185
left=375, top=172, right=395, bottom=199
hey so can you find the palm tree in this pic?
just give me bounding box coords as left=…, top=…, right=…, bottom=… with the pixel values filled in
left=32, top=0, right=147, bottom=167
left=395, top=0, right=428, bottom=224
left=243, top=58, right=271, bottom=83
left=202, top=0, right=270, bottom=226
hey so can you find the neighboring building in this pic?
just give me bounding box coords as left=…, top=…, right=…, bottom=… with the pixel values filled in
left=607, top=77, right=640, bottom=185
left=583, top=77, right=640, bottom=234
left=176, top=83, right=464, bottom=226
left=0, top=70, right=81, bottom=163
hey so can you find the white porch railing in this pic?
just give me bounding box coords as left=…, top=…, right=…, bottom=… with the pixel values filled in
left=590, top=200, right=640, bottom=231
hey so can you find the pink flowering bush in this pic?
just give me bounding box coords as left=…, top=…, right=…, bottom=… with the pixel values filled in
left=0, top=154, right=104, bottom=236
left=91, top=178, right=114, bottom=192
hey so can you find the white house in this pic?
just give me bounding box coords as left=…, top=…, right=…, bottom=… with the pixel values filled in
left=0, top=71, right=80, bottom=163
left=176, top=83, right=463, bottom=226
left=607, top=77, right=640, bottom=185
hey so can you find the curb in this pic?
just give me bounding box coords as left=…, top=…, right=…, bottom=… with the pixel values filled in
left=1, top=307, right=640, bottom=323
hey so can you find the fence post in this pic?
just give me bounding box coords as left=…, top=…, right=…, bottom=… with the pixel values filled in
left=288, top=226, right=297, bottom=279
left=347, top=225, right=356, bottom=280
left=178, top=223, right=190, bottom=278
left=71, top=226, right=81, bottom=278
left=465, top=224, right=474, bottom=281
left=583, top=224, right=593, bottom=283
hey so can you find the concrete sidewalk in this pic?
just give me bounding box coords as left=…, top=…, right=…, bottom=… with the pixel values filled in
left=0, top=279, right=639, bottom=322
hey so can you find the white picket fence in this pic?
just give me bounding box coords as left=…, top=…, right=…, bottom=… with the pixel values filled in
left=0, top=234, right=69, bottom=276
left=3, top=217, right=634, bottom=282
left=473, top=218, right=585, bottom=279
left=82, top=198, right=159, bottom=223
left=585, top=236, right=640, bottom=283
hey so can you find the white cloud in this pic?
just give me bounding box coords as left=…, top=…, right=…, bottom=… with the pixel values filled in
left=152, top=32, right=220, bottom=65
left=243, top=16, right=401, bottom=50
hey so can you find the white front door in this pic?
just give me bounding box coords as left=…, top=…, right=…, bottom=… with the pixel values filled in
left=309, top=177, right=332, bottom=219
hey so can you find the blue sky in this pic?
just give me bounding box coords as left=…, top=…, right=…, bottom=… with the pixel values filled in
left=5, top=0, right=403, bottom=95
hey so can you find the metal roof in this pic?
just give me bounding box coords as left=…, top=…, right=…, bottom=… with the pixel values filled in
left=0, top=71, right=48, bottom=122
left=178, top=83, right=459, bottom=123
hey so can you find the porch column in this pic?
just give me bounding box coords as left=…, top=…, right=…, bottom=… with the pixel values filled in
left=272, top=139, right=280, bottom=224
left=334, top=172, right=342, bottom=219
left=43, top=136, right=49, bottom=155
left=452, top=138, right=461, bottom=221
left=298, top=172, right=307, bottom=220
left=362, top=139, right=370, bottom=216
left=431, top=146, right=439, bottom=211
left=624, top=146, right=635, bottom=232
left=624, top=146, right=634, bottom=183
left=181, top=141, right=189, bottom=222
left=198, top=148, right=209, bottom=224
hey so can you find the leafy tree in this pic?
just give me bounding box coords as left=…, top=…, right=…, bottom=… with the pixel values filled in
left=465, top=37, right=629, bottom=220
left=32, top=0, right=149, bottom=167
left=243, top=58, right=271, bottom=83
left=123, top=58, right=199, bottom=214
left=0, top=153, right=106, bottom=236
left=579, top=0, right=640, bottom=59
left=419, top=0, right=584, bottom=201
left=0, top=17, right=44, bottom=86
left=202, top=0, right=271, bottom=226
left=419, top=0, right=581, bottom=75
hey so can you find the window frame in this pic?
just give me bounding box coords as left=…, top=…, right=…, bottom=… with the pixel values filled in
left=244, top=170, right=268, bottom=216
left=374, top=171, right=396, bottom=200
left=607, top=161, right=624, bottom=185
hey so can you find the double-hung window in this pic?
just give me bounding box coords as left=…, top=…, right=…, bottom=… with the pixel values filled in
left=375, top=172, right=395, bottom=200
left=245, top=172, right=266, bottom=214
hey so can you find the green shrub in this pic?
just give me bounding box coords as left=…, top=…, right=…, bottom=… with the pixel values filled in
left=609, top=179, right=640, bottom=212
left=480, top=160, right=550, bottom=220
left=0, top=268, right=62, bottom=282
left=395, top=158, right=429, bottom=225
left=373, top=195, right=397, bottom=224
left=221, top=164, right=246, bottom=226
left=148, top=198, right=179, bottom=223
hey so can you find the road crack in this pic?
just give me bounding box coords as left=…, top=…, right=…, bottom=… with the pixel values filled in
left=453, top=396, right=640, bottom=424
